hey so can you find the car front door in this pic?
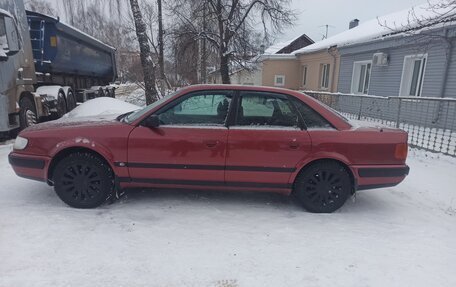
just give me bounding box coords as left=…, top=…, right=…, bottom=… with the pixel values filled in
left=127, top=91, right=233, bottom=186
left=225, top=91, right=312, bottom=189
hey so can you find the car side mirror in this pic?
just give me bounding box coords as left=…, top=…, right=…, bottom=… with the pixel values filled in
left=142, top=115, right=160, bottom=128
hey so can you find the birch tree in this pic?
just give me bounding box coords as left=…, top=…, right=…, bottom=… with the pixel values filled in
left=129, top=0, right=159, bottom=104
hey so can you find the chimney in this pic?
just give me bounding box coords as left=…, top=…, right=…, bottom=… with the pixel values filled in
left=349, top=19, right=359, bottom=29
left=259, top=44, right=265, bottom=54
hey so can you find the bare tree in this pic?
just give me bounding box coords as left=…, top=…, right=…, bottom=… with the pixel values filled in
left=25, top=0, right=56, bottom=16
left=170, top=0, right=295, bottom=84
left=379, top=0, right=456, bottom=35
left=129, top=0, right=159, bottom=104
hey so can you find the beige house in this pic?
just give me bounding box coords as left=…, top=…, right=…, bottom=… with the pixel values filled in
left=207, top=33, right=313, bottom=86
left=261, top=55, right=300, bottom=90
left=260, top=47, right=340, bottom=92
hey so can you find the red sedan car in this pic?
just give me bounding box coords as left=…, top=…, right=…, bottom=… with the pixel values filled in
left=9, top=85, right=409, bottom=212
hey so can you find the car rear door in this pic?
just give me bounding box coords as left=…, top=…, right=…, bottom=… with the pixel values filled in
left=127, top=91, right=233, bottom=185
left=225, top=91, right=312, bottom=189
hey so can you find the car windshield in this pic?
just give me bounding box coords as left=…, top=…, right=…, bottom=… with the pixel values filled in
left=123, top=91, right=178, bottom=123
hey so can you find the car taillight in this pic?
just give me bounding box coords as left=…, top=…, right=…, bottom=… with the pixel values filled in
left=395, top=143, right=408, bottom=160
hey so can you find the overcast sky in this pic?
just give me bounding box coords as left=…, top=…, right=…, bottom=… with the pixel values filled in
left=41, top=0, right=425, bottom=45
left=281, top=0, right=424, bottom=42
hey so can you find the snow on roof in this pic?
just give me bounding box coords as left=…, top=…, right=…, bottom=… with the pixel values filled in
left=264, top=34, right=310, bottom=54
left=293, top=1, right=454, bottom=55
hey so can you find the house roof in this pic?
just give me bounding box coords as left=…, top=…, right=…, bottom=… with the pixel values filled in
left=264, top=33, right=313, bottom=54
left=292, top=2, right=454, bottom=55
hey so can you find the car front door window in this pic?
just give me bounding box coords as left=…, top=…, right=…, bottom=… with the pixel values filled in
left=158, top=93, right=232, bottom=126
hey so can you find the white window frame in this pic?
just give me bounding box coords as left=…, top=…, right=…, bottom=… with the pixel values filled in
left=399, top=54, right=427, bottom=97
left=320, top=64, right=330, bottom=90
left=274, top=75, right=285, bottom=86
left=350, top=60, right=372, bottom=94
left=302, top=65, right=308, bottom=87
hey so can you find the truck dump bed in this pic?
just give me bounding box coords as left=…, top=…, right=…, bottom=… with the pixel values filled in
left=26, top=10, right=116, bottom=82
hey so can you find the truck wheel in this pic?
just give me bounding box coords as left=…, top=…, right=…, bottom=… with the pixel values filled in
left=57, top=91, right=67, bottom=117
left=19, top=97, right=38, bottom=129
left=66, top=89, right=77, bottom=111
left=98, top=87, right=105, bottom=98
left=293, top=162, right=352, bottom=213
left=104, top=88, right=111, bottom=98
left=53, top=152, right=114, bottom=208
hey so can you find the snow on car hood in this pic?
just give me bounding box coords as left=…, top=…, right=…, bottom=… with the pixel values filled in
left=24, top=98, right=140, bottom=132
left=64, top=97, right=140, bottom=119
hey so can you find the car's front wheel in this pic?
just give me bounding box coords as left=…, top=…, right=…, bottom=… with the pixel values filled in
left=294, top=161, right=352, bottom=213
left=53, top=152, right=114, bottom=208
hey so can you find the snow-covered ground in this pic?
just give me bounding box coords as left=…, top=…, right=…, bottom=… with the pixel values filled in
left=0, top=142, right=455, bottom=286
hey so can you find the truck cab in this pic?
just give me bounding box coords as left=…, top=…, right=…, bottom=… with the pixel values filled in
left=0, top=3, right=36, bottom=136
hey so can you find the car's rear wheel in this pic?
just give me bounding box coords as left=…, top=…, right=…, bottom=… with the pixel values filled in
left=53, top=152, right=114, bottom=208
left=294, top=161, right=352, bottom=213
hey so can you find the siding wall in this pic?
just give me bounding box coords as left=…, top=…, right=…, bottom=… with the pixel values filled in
left=338, top=33, right=455, bottom=98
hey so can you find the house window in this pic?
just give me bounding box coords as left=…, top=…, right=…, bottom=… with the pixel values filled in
left=274, top=75, right=285, bottom=86
left=351, top=61, right=372, bottom=94
left=302, top=66, right=308, bottom=86
left=400, top=54, right=427, bottom=97
left=320, top=64, right=330, bottom=89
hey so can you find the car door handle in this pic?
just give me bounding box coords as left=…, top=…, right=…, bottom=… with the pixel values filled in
left=203, top=140, right=219, bottom=148
left=289, top=139, right=299, bottom=149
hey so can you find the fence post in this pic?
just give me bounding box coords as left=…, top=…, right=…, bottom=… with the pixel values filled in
left=357, top=97, right=363, bottom=120
left=396, top=98, right=402, bottom=128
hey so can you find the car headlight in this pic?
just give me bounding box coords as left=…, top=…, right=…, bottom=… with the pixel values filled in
left=14, top=136, right=29, bottom=150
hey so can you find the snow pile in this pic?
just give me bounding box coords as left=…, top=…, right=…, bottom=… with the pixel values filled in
left=292, top=2, right=454, bottom=54
left=63, top=97, right=139, bottom=118
left=115, top=83, right=147, bottom=107
left=119, top=87, right=147, bottom=107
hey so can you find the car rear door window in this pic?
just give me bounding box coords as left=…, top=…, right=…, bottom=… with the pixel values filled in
left=236, top=92, right=300, bottom=127
left=158, top=92, right=232, bottom=126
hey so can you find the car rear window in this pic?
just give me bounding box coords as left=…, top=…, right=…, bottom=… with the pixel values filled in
left=291, top=98, right=334, bottom=129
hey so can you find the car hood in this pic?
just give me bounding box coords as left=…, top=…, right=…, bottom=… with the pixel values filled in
left=23, top=113, right=126, bottom=133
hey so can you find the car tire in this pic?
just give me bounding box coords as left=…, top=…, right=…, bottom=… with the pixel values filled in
left=19, top=97, right=38, bottom=129
left=53, top=152, right=114, bottom=208
left=293, top=161, right=352, bottom=213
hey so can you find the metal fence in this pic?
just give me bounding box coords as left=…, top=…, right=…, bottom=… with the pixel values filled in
left=303, top=91, right=456, bottom=157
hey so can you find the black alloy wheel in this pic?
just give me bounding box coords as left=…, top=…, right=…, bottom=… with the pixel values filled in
left=294, top=162, right=352, bottom=213
left=53, top=152, right=114, bottom=208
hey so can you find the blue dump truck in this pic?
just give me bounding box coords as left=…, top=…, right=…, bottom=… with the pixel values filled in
left=0, top=0, right=117, bottom=136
